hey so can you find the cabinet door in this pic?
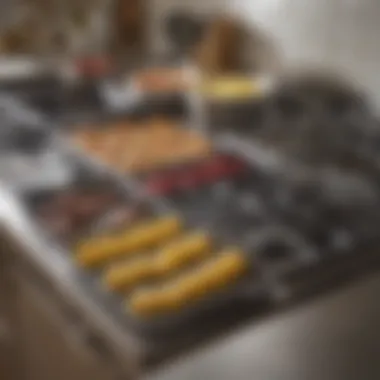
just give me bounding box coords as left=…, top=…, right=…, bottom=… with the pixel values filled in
left=0, top=243, right=20, bottom=380
left=14, top=275, right=127, bottom=380
left=113, top=0, right=146, bottom=52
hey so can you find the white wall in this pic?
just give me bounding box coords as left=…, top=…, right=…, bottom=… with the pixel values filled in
left=228, top=0, right=380, bottom=103
left=149, top=0, right=380, bottom=105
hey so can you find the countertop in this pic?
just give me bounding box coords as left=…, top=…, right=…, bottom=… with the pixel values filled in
left=147, top=272, right=380, bottom=380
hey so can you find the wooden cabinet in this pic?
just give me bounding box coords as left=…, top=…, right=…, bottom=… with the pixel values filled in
left=13, top=271, right=129, bottom=380
left=0, top=238, right=21, bottom=380
left=112, top=0, right=146, bottom=54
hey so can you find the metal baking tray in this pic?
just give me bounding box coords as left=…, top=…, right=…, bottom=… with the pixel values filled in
left=13, top=88, right=380, bottom=343
left=110, top=154, right=318, bottom=334
left=15, top=155, right=256, bottom=338
left=79, top=147, right=273, bottom=327
left=13, top=136, right=274, bottom=334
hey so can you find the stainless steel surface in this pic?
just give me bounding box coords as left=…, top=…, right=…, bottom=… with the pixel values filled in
left=0, top=153, right=268, bottom=370
left=147, top=273, right=380, bottom=380
left=4, top=147, right=380, bottom=380
left=0, top=146, right=257, bottom=373
left=2, top=66, right=380, bottom=379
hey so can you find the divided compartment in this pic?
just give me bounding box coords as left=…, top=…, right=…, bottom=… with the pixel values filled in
left=132, top=149, right=341, bottom=316
left=137, top=151, right=298, bottom=241
left=118, top=230, right=267, bottom=336
left=116, top=217, right=319, bottom=337
left=138, top=151, right=267, bottom=241
left=140, top=152, right=250, bottom=198
left=21, top=160, right=154, bottom=250
left=70, top=209, right=267, bottom=337
left=50, top=152, right=269, bottom=336
left=95, top=155, right=288, bottom=335
left=21, top=125, right=373, bottom=338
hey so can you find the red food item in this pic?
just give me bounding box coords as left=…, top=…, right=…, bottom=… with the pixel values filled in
left=145, top=155, right=247, bottom=196
left=145, top=176, right=177, bottom=195
left=38, top=190, right=120, bottom=241
left=144, top=167, right=185, bottom=195
left=75, top=56, right=112, bottom=78
left=145, top=169, right=203, bottom=195
left=198, top=155, right=246, bottom=181
left=176, top=171, right=201, bottom=191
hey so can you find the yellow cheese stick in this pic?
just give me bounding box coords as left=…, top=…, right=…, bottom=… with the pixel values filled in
left=104, top=257, right=156, bottom=291
left=176, top=248, right=248, bottom=303
left=104, top=231, right=211, bottom=291
left=201, top=77, right=261, bottom=100
left=154, top=232, right=212, bottom=274
left=76, top=216, right=182, bottom=268
left=128, top=248, right=248, bottom=317
left=128, top=287, right=183, bottom=317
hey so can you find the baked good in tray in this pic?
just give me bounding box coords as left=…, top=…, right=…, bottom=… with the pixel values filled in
left=71, top=119, right=211, bottom=173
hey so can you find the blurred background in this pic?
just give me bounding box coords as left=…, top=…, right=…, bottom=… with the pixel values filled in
left=1, top=0, right=380, bottom=99
left=2, top=1, right=380, bottom=380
